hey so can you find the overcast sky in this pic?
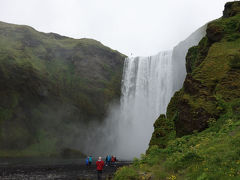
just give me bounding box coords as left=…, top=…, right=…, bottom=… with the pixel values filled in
left=0, top=0, right=230, bottom=56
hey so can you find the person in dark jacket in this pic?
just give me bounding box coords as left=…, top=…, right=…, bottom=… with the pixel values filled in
left=105, top=156, right=108, bottom=166
left=96, top=156, right=104, bottom=180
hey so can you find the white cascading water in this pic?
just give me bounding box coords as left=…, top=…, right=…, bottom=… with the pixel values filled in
left=81, top=25, right=207, bottom=160
left=115, top=51, right=173, bottom=159
left=112, top=25, right=207, bottom=159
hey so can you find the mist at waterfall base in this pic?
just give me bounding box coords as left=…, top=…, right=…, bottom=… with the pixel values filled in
left=80, top=25, right=207, bottom=160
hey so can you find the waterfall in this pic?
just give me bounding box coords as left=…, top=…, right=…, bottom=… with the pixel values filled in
left=115, top=51, right=173, bottom=159
left=81, top=25, right=207, bottom=160
left=113, top=25, right=207, bottom=159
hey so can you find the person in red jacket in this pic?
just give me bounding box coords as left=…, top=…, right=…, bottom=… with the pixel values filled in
left=111, top=156, right=116, bottom=166
left=96, top=156, right=104, bottom=180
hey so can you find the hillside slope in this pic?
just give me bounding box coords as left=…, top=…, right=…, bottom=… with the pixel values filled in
left=0, top=21, right=125, bottom=157
left=115, top=1, right=240, bottom=179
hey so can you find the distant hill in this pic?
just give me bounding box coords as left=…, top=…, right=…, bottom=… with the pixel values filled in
left=0, top=21, right=126, bottom=157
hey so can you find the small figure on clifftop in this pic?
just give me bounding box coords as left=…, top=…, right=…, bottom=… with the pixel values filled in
left=96, top=156, right=104, bottom=180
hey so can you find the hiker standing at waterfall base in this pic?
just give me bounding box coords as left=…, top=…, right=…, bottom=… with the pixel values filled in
left=85, top=157, right=89, bottom=167
left=96, top=156, right=104, bottom=180
left=106, top=155, right=111, bottom=166
left=88, top=156, right=92, bottom=166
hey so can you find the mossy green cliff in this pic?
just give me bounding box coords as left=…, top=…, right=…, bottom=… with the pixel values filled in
left=151, top=0, right=240, bottom=140
left=0, top=21, right=125, bottom=157
left=115, top=1, right=240, bottom=179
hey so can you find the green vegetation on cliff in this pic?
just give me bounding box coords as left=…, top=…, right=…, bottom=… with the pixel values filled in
left=0, top=21, right=125, bottom=157
left=115, top=1, right=240, bottom=179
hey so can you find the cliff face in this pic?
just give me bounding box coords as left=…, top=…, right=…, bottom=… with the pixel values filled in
left=150, top=1, right=240, bottom=148
left=171, top=25, right=207, bottom=92
left=174, top=1, right=240, bottom=137
left=0, top=21, right=125, bottom=156
left=148, top=26, right=207, bottom=149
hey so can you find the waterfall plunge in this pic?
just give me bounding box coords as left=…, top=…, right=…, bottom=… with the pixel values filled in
left=112, top=25, right=207, bottom=159
left=115, top=51, right=173, bottom=159
left=81, top=25, right=207, bottom=160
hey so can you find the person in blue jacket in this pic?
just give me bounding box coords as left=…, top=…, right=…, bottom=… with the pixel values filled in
left=85, top=157, right=89, bottom=167
left=107, top=155, right=111, bottom=166
left=88, top=156, right=92, bottom=166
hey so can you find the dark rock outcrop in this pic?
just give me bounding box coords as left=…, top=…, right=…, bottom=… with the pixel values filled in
left=223, top=1, right=240, bottom=18
left=148, top=114, right=175, bottom=148
left=206, top=24, right=224, bottom=43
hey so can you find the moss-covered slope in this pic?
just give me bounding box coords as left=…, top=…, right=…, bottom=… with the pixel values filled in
left=168, top=0, right=240, bottom=137
left=115, top=1, right=240, bottom=179
left=0, top=21, right=125, bottom=157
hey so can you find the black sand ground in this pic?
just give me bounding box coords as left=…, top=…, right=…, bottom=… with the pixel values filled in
left=0, top=160, right=130, bottom=180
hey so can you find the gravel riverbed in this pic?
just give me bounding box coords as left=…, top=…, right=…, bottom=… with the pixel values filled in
left=0, top=158, right=130, bottom=180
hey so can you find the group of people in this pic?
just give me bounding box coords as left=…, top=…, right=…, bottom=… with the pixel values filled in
left=105, top=155, right=117, bottom=166
left=85, top=156, right=92, bottom=166
left=85, top=155, right=118, bottom=180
